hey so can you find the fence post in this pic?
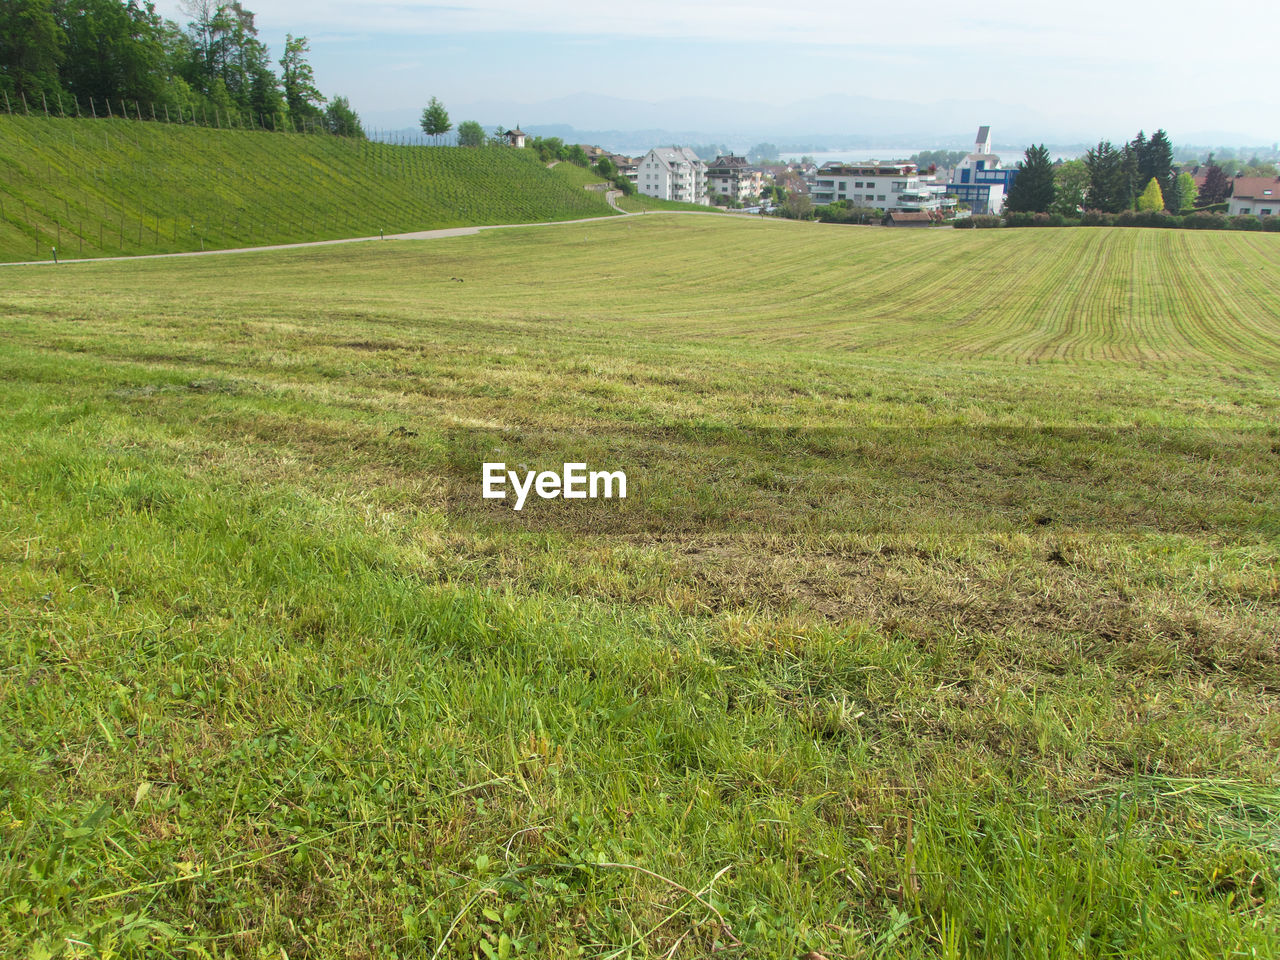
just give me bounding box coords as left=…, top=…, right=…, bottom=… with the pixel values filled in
left=106, top=98, right=112, bottom=119
left=2, top=90, right=9, bottom=113
left=22, top=92, right=30, bottom=115
left=90, top=97, right=96, bottom=118
left=42, top=91, right=49, bottom=116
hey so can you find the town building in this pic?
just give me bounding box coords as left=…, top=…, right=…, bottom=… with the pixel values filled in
left=706, top=155, right=763, bottom=202
left=610, top=155, right=639, bottom=186
left=637, top=147, right=709, bottom=205
left=1227, top=176, right=1280, bottom=217
left=805, top=161, right=952, bottom=213
left=945, top=126, right=1018, bottom=215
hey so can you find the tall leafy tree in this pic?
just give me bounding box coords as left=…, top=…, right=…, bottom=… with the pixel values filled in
left=1198, top=163, right=1230, bottom=205
left=456, top=119, right=485, bottom=147
left=1175, top=171, right=1198, bottom=210
left=1052, top=159, right=1088, bottom=216
left=0, top=0, right=65, bottom=104
left=419, top=96, right=450, bottom=142
left=58, top=0, right=167, bottom=107
left=323, top=94, right=363, bottom=137
left=1004, top=143, right=1055, bottom=213
left=280, top=33, right=323, bottom=125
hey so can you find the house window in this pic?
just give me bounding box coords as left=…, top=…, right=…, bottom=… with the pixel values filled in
left=1261, top=209, right=1272, bottom=216
left=877, top=195, right=886, bottom=201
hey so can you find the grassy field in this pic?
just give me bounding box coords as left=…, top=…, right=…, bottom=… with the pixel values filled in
left=0, top=117, right=618, bottom=262
left=615, top=193, right=727, bottom=213
left=2, top=217, right=1279, bottom=958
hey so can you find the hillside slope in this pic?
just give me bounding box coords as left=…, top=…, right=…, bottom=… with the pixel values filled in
left=0, top=116, right=618, bottom=261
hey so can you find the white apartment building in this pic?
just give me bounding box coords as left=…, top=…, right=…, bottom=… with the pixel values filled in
left=637, top=147, right=709, bottom=205
left=805, top=161, right=952, bottom=213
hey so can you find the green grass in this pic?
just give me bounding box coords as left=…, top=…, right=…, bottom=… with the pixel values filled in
left=0, top=116, right=618, bottom=262
left=615, top=193, right=725, bottom=213
left=2, top=217, right=1279, bottom=958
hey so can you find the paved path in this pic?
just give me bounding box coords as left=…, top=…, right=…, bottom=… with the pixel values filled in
left=0, top=212, right=637, bottom=268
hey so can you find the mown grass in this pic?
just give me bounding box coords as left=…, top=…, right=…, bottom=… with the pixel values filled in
left=0, top=116, right=617, bottom=262
left=615, top=194, right=725, bottom=213
left=1, top=216, right=1278, bottom=958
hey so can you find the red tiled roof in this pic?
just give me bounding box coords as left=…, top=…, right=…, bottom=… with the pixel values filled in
left=1230, top=176, right=1280, bottom=200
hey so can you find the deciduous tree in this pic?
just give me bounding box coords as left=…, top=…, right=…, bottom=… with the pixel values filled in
left=323, top=94, right=362, bottom=137
left=419, top=96, right=451, bottom=142
left=456, top=119, right=484, bottom=147
left=0, top=0, right=65, bottom=103
left=280, top=34, right=324, bottom=125
left=1198, top=163, right=1230, bottom=205
left=1176, top=171, right=1198, bottom=210
left=1052, top=159, right=1088, bottom=216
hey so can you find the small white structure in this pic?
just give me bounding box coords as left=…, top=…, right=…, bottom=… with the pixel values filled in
left=503, top=127, right=527, bottom=148
left=637, top=147, right=708, bottom=205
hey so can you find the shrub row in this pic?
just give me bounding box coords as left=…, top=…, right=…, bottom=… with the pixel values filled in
left=956, top=211, right=1279, bottom=232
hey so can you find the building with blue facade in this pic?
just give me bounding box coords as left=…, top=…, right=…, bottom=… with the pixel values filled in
left=946, top=126, right=1019, bottom=215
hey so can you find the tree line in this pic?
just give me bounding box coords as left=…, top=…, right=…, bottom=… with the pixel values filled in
left=0, top=0, right=363, bottom=136
left=1001, top=129, right=1269, bottom=217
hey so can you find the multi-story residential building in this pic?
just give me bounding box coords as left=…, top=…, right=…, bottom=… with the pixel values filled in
left=637, top=147, right=708, bottom=204
left=945, top=126, right=1018, bottom=215
left=805, top=160, right=952, bottom=213
left=706, top=155, right=763, bottom=203
left=1227, top=177, right=1280, bottom=217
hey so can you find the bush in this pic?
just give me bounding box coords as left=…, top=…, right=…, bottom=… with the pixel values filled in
left=816, top=202, right=878, bottom=225
left=971, top=215, right=1002, bottom=229
left=1263, top=216, right=1280, bottom=232
left=1080, top=210, right=1117, bottom=227
left=953, top=217, right=974, bottom=229
left=1131, top=210, right=1180, bottom=228
left=1182, top=213, right=1227, bottom=230
left=1229, top=215, right=1262, bottom=231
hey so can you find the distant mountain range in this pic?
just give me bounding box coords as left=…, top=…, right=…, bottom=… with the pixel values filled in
left=359, top=93, right=1271, bottom=156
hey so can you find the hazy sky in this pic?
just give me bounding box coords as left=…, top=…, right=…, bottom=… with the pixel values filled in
left=150, top=1, right=1278, bottom=142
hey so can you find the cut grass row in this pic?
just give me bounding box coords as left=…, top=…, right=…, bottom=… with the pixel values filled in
left=0, top=116, right=618, bottom=262
left=1, top=217, right=1278, bottom=957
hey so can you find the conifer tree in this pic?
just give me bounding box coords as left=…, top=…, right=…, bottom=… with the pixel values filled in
left=1004, top=144, right=1056, bottom=213
left=1137, top=178, right=1164, bottom=212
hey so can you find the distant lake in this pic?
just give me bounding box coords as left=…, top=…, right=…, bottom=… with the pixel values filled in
left=782, top=147, right=1084, bottom=163
left=781, top=150, right=929, bottom=163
